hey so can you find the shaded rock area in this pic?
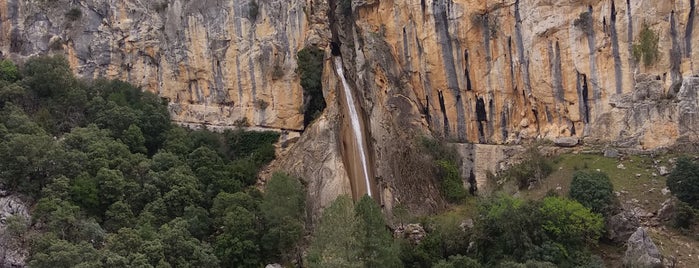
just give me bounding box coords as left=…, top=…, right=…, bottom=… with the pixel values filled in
left=607, top=210, right=641, bottom=244
left=0, top=195, right=30, bottom=268
left=554, top=137, right=579, bottom=147
left=624, top=228, right=663, bottom=268
left=393, top=223, right=426, bottom=245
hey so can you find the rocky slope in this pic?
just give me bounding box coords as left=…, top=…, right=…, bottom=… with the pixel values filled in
left=3, top=0, right=699, bottom=216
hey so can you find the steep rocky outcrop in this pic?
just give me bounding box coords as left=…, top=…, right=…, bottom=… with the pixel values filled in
left=0, top=195, right=29, bottom=268
left=624, top=227, right=663, bottom=268
left=0, top=0, right=330, bottom=131
left=3, top=0, right=699, bottom=218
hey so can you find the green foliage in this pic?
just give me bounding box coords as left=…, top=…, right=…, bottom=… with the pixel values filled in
left=436, top=160, right=467, bottom=202
left=308, top=195, right=361, bottom=268
left=420, top=137, right=469, bottom=201
left=260, top=173, right=306, bottom=261
left=297, top=46, right=326, bottom=127
left=667, top=157, right=699, bottom=208
left=539, top=197, right=604, bottom=246
left=0, top=59, right=19, bottom=82
left=633, top=23, right=660, bottom=67
left=433, top=255, right=481, bottom=268
left=309, top=195, right=400, bottom=268
left=472, top=195, right=603, bottom=266
left=355, top=195, right=402, bottom=268
left=569, top=171, right=615, bottom=215
left=0, top=56, right=303, bottom=268
left=500, top=146, right=553, bottom=189
left=673, top=201, right=696, bottom=229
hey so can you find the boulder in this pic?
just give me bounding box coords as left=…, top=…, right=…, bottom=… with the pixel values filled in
left=658, top=166, right=670, bottom=176
left=554, top=137, right=579, bottom=147
left=606, top=210, right=640, bottom=243
left=656, top=198, right=675, bottom=222
left=623, top=228, right=663, bottom=268
left=265, top=264, right=283, bottom=268
left=604, top=148, right=620, bottom=158
left=394, top=223, right=426, bottom=245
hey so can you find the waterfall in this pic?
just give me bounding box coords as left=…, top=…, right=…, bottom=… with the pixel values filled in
left=334, top=57, right=372, bottom=197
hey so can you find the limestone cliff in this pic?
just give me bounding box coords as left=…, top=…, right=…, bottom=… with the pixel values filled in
left=0, top=0, right=331, bottom=131
left=3, top=0, right=699, bottom=217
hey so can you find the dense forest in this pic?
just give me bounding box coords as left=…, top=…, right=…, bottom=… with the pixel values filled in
left=2, top=56, right=696, bottom=268
left=0, top=55, right=307, bottom=267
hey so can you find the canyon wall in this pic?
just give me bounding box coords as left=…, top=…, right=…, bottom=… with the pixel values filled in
left=3, top=0, right=699, bottom=216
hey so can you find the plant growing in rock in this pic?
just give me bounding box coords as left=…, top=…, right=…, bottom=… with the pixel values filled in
left=633, top=23, right=660, bottom=67
left=573, top=11, right=593, bottom=34
left=65, top=8, right=82, bottom=21
left=249, top=0, right=260, bottom=21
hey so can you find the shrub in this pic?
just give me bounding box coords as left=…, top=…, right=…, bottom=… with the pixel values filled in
left=672, top=201, right=696, bottom=229
left=254, top=99, right=269, bottom=110
left=667, top=157, right=699, bottom=208
left=339, top=0, right=352, bottom=16
left=501, top=146, right=553, bottom=189
left=297, top=47, right=326, bottom=127
left=633, top=23, right=660, bottom=67
left=569, top=171, right=615, bottom=215
left=436, top=160, right=467, bottom=203
left=573, top=11, right=593, bottom=34
left=0, top=60, right=19, bottom=82
left=472, top=195, right=603, bottom=266
left=249, top=0, right=259, bottom=21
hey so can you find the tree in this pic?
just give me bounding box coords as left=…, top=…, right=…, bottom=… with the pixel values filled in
left=0, top=59, right=19, bottom=82
left=260, top=173, right=306, bottom=261
left=307, top=195, right=361, bottom=268
left=433, top=255, right=482, bottom=268
left=472, top=195, right=603, bottom=266
left=122, top=124, right=148, bottom=154
left=667, top=157, right=699, bottom=208
left=354, top=195, right=401, bottom=268
left=539, top=197, right=604, bottom=247
left=436, top=160, right=467, bottom=203
left=569, top=171, right=615, bottom=214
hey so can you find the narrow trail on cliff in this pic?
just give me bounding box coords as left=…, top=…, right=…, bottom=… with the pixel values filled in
left=334, top=56, right=373, bottom=197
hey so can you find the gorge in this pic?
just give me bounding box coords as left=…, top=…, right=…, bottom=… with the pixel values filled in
left=2, top=0, right=699, bottom=237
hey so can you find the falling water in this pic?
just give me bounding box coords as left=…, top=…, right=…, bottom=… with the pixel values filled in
left=334, top=57, right=372, bottom=197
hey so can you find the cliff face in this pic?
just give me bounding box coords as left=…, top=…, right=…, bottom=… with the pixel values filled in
left=3, top=0, right=699, bottom=216
left=347, top=0, right=699, bottom=149
left=0, top=0, right=331, bottom=131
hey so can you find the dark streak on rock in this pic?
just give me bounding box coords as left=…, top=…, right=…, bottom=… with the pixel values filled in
left=670, top=11, right=682, bottom=85
left=464, top=49, right=472, bottom=91
left=438, top=90, right=450, bottom=136
left=514, top=0, right=532, bottom=95
left=686, top=0, right=695, bottom=57
left=610, top=0, right=623, bottom=94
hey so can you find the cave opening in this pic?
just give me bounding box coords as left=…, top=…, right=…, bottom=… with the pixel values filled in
left=330, top=42, right=342, bottom=56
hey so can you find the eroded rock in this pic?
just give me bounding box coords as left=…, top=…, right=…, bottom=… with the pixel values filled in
left=623, top=228, right=663, bottom=268
left=607, top=210, right=641, bottom=243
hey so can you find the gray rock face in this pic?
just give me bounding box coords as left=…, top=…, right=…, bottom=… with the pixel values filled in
left=604, top=148, right=620, bottom=158
left=607, top=210, right=641, bottom=243
left=0, top=195, right=30, bottom=268
left=554, top=137, right=579, bottom=147
left=656, top=198, right=675, bottom=222
left=624, top=228, right=663, bottom=268
left=592, top=76, right=699, bottom=149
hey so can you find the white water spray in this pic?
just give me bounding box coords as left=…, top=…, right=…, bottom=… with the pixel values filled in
left=334, top=57, right=372, bottom=197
